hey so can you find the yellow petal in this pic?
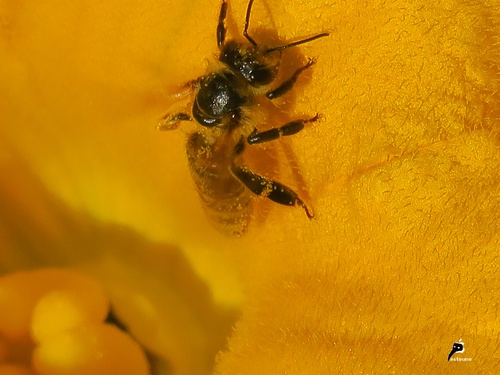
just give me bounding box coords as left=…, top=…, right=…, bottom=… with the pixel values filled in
left=0, top=0, right=242, bottom=305
left=212, top=0, right=500, bottom=373
left=0, top=364, right=37, bottom=375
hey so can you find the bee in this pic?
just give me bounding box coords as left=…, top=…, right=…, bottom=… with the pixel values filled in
left=159, top=0, right=328, bottom=236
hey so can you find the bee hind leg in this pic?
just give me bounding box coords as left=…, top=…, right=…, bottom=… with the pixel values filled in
left=247, top=114, right=319, bottom=144
left=231, top=163, right=314, bottom=219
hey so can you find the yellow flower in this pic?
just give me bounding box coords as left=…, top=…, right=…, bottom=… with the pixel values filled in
left=1, top=0, right=500, bottom=374
left=1, top=1, right=241, bottom=374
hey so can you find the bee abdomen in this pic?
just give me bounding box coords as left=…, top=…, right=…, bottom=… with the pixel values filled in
left=199, top=191, right=251, bottom=236
left=187, top=133, right=252, bottom=236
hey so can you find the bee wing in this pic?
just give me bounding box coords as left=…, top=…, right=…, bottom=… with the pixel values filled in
left=242, top=121, right=315, bottom=218
left=186, top=132, right=253, bottom=237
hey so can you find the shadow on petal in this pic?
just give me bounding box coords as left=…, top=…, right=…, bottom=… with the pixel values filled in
left=0, top=156, right=238, bottom=375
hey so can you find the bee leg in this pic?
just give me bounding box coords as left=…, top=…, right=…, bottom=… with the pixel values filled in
left=247, top=114, right=319, bottom=144
left=158, top=112, right=192, bottom=131
left=169, top=79, right=199, bottom=101
left=217, top=0, right=228, bottom=49
left=265, top=58, right=315, bottom=100
left=231, top=163, right=314, bottom=218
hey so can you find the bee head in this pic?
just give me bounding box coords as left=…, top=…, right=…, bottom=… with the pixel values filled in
left=219, top=40, right=280, bottom=87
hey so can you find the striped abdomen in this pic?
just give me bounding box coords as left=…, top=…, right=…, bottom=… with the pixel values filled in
left=186, top=132, right=252, bottom=236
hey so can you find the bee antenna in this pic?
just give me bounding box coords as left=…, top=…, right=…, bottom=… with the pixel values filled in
left=265, top=32, right=329, bottom=54
left=243, top=0, right=258, bottom=46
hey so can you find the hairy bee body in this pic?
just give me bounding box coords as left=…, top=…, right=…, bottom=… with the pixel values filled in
left=159, top=0, right=327, bottom=236
left=186, top=132, right=252, bottom=236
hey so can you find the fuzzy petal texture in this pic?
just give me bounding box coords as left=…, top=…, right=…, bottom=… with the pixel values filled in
left=212, top=0, right=500, bottom=373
